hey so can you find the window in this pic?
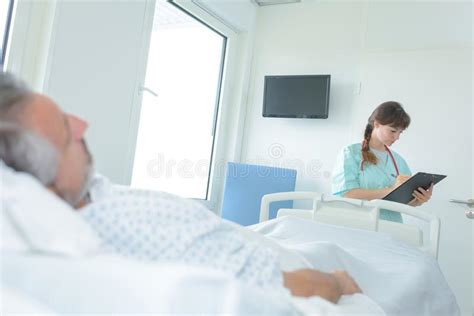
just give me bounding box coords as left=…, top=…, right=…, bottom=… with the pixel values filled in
left=131, top=1, right=226, bottom=199
left=0, top=0, right=14, bottom=68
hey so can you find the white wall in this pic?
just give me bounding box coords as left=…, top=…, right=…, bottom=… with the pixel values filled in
left=244, top=1, right=365, bottom=192
left=6, top=0, right=56, bottom=91
left=42, top=1, right=153, bottom=185
left=243, top=1, right=473, bottom=314
left=8, top=0, right=154, bottom=185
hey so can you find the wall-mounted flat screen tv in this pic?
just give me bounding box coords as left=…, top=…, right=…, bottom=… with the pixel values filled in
left=262, top=75, right=331, bottom=119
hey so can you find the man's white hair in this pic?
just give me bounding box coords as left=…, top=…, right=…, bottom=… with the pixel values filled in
left=0, top=72, right=32, bottom=121
left=0, top=73, right=58, bottom=185
left=0, top=123, right=59, bottom=185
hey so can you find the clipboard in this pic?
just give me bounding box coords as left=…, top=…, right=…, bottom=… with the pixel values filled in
left=382, top=172, right=447, bottom=204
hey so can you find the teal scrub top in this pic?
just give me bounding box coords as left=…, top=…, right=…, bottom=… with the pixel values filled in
left=331, top=143, right=412, bottom=223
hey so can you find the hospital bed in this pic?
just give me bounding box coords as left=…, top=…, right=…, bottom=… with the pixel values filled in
left=1, top=163, right=383, bottom=315
left=252, top=191, right=459, bottom=315
left=259, top=191, right=440, bottom=258
left=1, top=161, right=458, bottom=315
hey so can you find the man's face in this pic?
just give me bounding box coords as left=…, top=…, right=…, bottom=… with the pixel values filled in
left=19, top=94, right=93, bottom=207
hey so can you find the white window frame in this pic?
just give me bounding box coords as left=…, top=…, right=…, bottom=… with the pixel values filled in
left=125, top=0, right=256, bottom=212
left=0, top=0, right=14, bottom=69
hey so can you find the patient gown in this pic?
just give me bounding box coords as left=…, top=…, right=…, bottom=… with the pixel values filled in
left=81, top=175, right=285, bottom=293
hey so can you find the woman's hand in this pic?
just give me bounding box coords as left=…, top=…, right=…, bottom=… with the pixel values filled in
left=408, top=183, right=434, bottom=206
left=392, top=175, right=410, bottom=190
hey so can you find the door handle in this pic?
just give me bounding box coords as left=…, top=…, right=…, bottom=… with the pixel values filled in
left=139, top=86, right=158, bottom=97
left=449, top=199, right=474, bottom=219
left=449, top=199, right=474, bottom=208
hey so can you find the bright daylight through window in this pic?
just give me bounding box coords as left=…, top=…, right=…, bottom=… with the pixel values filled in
left=131, top=1, right=226, bottom=199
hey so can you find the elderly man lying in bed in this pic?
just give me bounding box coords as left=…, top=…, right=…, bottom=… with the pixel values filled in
left=0, top=72, right=361, bottom=303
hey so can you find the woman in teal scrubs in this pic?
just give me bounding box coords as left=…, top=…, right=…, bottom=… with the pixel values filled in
left=332, top=101, right=433, bottom=222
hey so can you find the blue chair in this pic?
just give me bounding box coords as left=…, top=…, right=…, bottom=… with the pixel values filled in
left=220, top=162, right=297, bottom=226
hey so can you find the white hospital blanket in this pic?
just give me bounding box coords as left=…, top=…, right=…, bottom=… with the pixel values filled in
left=2, top=250, right=387, bottom=316
left=0, top=170, right=382, bottom=315
left=83, top=176, right=385, bottom=314
left=250, top=216, right=460, bottom=316
left=1, top=251, right=297, bottom=315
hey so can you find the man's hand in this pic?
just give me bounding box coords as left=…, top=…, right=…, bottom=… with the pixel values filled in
left=331, top=270, right=362, bottom=296
left=283, top=269, right=361, bottom=303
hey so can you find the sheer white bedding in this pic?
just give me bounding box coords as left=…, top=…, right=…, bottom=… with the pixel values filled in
left=2, top=249, right=387, bottom=315
left=2, top=252, right=298, bottom=315
left=1, top=164, right=382, bottom=315
left=248, top=216, right=460, bottom=316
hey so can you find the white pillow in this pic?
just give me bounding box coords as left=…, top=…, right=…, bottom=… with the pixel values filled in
left=1, top=210, right=30, bottom=252
left=0, top=161, right=102, bottom=256
left=1, top=286, right=54, bottom=314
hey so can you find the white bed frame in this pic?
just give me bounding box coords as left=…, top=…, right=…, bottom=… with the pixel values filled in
left=259, top=192, right=440, bottom=258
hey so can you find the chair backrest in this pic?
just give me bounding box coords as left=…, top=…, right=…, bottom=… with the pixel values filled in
left=221, top=162, right=296, bottom=226
left=259, top=192, right=440, bottom=258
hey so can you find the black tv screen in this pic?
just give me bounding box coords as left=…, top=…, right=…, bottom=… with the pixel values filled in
left=262, top=75, right=331, bottom=119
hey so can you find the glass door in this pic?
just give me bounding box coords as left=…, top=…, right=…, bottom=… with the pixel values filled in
left=131, top=1, right=226, bottom=199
